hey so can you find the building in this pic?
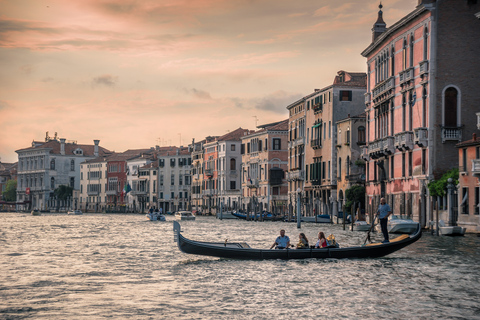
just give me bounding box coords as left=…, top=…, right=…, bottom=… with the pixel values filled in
left=456, top=132, right=480, bottom=232
left=241, top=120, right=289, bottom=214
left=296, top=71, right=366, bottom=217
left=361, top=1, right=480, bottom=226
left=190, top=139, right=206, bottom=213
left=16, top=133, right=109, bottom=211
left=336, top=113, right=367, bottom=208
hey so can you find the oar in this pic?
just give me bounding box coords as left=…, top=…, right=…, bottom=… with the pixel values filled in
left=363, top=214, right=378, bottom=245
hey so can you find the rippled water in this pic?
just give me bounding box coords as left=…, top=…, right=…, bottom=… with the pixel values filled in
left=1, top=212, right=479, bottom=319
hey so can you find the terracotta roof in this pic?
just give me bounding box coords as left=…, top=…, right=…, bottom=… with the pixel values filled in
left=333, top=71, right=367, bottom=88
left=16, top=139, right=111, bottom=157
left=266, top=119, right=288, bottom=131
left=217, top=128, right=252, bottom=141
left=456, top=134, right=480, bottom=148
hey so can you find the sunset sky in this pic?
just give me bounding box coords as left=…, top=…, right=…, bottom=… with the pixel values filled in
left=0, top=0, right=417, bottom=163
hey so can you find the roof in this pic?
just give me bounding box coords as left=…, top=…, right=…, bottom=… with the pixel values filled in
left=16, top=139, right=111, bottom=157
left=217, top=127, right=252, bottom=141
left=456, top=134, right=480, bottom=148
left=333, top=71, right=367, bottom=88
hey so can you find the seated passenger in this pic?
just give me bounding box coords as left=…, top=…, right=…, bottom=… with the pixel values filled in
left=296, top=233, right=309, bottom=249
left=270, top=229, right=290, bottom=249
left=315, top=231, right=328, bottom=248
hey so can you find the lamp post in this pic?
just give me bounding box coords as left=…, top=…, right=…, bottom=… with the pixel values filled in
left=297, top=188, right=301, bottom=228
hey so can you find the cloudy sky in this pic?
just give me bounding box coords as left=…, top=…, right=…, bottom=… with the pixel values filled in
left=0, top=0, right=417, bottom=162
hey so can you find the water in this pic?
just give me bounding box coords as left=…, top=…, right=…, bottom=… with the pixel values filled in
left=1, top=213, right=479, bottom=320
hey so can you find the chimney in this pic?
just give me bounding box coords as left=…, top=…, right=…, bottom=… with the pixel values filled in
left=60, top=138, right=66, bottom=155
left=473, top=133, right=477, bottom=141
left=94, top=140, right=100, bottom=157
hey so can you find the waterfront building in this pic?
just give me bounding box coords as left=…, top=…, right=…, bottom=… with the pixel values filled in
left=241, top=120, right=289, bottom=214
left=190, top=139, right=206, bottom=213
left=361, top=1, right=480, bottom=226
left=0, top=162, right=18, bottom=210
left=336, top=114, right=367, bottom=209
left=296, top=71, right=366, bottom=217
left=16, top=133, right=109, bottom=211
left=202, top=136, right=220, bottom=214
left=126, top=153, right=154, bottom=212
left=456, top=132, right=480, bottom=233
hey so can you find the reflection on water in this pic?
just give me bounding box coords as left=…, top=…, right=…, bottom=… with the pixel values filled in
left=0, top=213, right=479, bottom=319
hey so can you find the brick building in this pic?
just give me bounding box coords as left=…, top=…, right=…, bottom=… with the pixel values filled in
left=361, top=0, right=480, bottom=226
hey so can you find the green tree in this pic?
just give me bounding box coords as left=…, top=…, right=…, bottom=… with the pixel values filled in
left=2, top=180, right=17, bottom=201
left=54, top=185, right=73, bottom=201
left=345, top=185, right=365, bottom=213
left=427, top=168, right=459, bottom=197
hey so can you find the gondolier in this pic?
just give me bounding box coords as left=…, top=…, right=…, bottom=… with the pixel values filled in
left=377, top=198, right=392, bottom=243
left=270, top=229, right=290, bottom=249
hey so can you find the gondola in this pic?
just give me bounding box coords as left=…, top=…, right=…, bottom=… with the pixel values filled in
left=173, top=221, right=422, bottom=260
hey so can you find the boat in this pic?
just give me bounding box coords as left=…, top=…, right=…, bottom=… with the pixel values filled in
left=146, top=212, right=166, bottom=221
left=438, top=220, right=466, bottom=236
left=232, top=211, right=284, bottom=221
left=173, top=221, right=422, bottom=260
left=387, top=215, right=420, bottom=234
left=353, top=220, right=371, bottom=231
left=67, top=210, right=83, bottom=215
left=175, top=211, right=196, bottom=221
left=216, top=211, right=238, bottom=219
left=301, top=214, right=332, bottom=223
left=31, top=209, right=41, bottom=216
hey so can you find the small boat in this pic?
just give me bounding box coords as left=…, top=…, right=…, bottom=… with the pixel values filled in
left=438, top=220, right=466, bottom=236
left=173, top=221, right=422, bottom=260
left=301, top=214, right=332, bottom=223
left=353, top=220, right=371, bottom=231
left=31, top=209, right=41, bottom=216
left=175, top=211, right=196, bottom=221
left=67, top=210, right=83, bottom=215
left=232, top=211, right=284, bottom=221
left=387, top=215, right=420, bottom=234
left=146, top=212, right=166, bottom=221
left=216, top=211, right=238, bottom=219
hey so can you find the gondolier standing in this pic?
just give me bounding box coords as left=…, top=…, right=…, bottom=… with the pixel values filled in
left=376, top=198, right=392, bottom=243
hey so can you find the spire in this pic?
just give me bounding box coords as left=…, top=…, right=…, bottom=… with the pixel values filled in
left=372, top=2, right=387, bottom=42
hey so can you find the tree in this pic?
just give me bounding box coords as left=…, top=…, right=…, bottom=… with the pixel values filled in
left=2, top=180, right=17, bottom=202
left=54, top=185, right=73, bottom=201
left=427, top=168, right=459, bottom=197
left=345, top=185, right=365, bottom=213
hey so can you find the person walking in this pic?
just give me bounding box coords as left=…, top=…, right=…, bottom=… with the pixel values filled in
left=376, top=198, right=392, bottom=243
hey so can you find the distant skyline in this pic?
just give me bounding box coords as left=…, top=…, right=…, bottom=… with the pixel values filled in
left=0, top=0, right=417, bottom=163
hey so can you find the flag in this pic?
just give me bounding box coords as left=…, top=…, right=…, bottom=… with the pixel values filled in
left=123, top=183, right=132, bottom=194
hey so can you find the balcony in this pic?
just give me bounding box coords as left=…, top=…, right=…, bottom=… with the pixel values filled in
left=372, top=77, right=395, bottom=101
left=365, top=92, right=371, bottom=104
left=419, top=60, right=429, bottom=76
left=246, top=178, right=258, bottom=188
left=229, top=170, right=238, bottom=178
left=87, top=190, right=99, bottom=196
left=399, top=68, right=414, bottom=85
left=414, top=127, right=428, bottom=147
left=395, top=131, right=414, bottom=150
left=106, top=189, right=117, bottom=195
left=289, top=136, right=305, bottom=148
left=287, top=170, right=304, bottom=181
left=361, top=146, right=369, bottom=161
left=205, top=169, right=214, bottom=178
left=477, top=112, right=480, bottom=130
left=202, top=189, right=217, bottom=196
left=441, top=127, right=462, bottom=143
left=368, top=136, right=394, bottom=159
left=472, top=159, right=480, bottom=176
left=311, top=139, right=322, bottom=149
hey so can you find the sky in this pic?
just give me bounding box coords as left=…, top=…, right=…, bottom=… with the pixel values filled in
left=0, top=0, right=418, bottom=163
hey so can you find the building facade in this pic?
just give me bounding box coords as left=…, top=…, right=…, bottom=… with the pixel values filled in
left=361, top=0, right=480, bottom=226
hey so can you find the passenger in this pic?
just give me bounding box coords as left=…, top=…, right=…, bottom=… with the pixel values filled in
left=296, top=233, right=309, bottom=249
left=315, top=231, right=328, bottom=248
left=270, top=229, right=291, bottom=249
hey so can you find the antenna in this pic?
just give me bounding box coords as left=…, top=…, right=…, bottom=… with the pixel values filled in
left=252, top=115, right=258, bottom=128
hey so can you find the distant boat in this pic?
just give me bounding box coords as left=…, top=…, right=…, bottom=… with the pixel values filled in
left=301, top=214, right=332, bottom=223
left=31, top=209, right=41, bottom=216
left=216, top=211, right=238, bottom=219
left=353, top=220, right=371, bottom=231
left=67, top=210, right=83, bottom=215
left=146, top=212, right=166, bottom=221
left=387, top=215, right=420, bottom=234
left=175, top=211, right=196, bottom=221
left=438, top=220, right=466, bottom=236
left=173, top=221, right=422, bottom=260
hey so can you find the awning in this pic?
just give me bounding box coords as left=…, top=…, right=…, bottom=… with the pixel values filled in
left=312, top=122, right=322, bottom=128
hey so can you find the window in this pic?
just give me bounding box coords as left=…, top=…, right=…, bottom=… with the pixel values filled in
left=231, top=144, right=235, bottom=151
left=402, top=38, right=407, bottom=70
left=171, top=192, right=175, bottom=199
left=338, top=157, right=342, bottom=179
left=273, top=138, right=281, bottom=150
left=444, top=87, right=458, bottom=127
left=329, top=121, right=331, bottom=138
left=346, top=156, right=350, bottom=176
left=409, top=33, right=414, bottom=67
left=402, top=93, right=406, bottom=131
left=179, top=192, right=182, bottom=199
left=345, top=128, right=350, bottom=144
left=160, top=175, right=164, bottom=186
left=476, top=147, right=480, bottom=159
left=70, top=160, right=75, bottom=171
left=475, top=187, right=479, bottom=215
left=159, top=159, right=164, bottom=167
left=402, top=153, right=406, bottom=178
left=409, top=90, right=414, bottom=131
left=358, top=126, right=366, bottom=144
left=422, top=86, right=427, bottom=127
left=391, top=46, right=395, bottom=76
left=179, top=175, right=183, bottom=185
left=339, top=90, right=352, bottom=101
left=462, top=148, right=467, bottom=172
left=170, top=158, right=176, bottom=167
left=408, top=152, right=413, bottom=177
left=423, top=26, right=428, bottom=60
left=230, top=158, right=236, bottom=171
left=51, top=177, right=55, bottom=189
left=462, top=188, right=469, bottom=215
left=230, top=181, right=236, bottom=190
left=50, top=159, right=55, bottom=170
left=422, top=149, right=426, bottom=175
left=70, top=177, right=74, bottom=188
left=160, top=192, right=163, bottom=199
left=171, top=174, right=175, bottom=185
left=391, top=155, right=394, bottom=179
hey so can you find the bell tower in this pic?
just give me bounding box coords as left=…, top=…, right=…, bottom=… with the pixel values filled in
left=372, top=3, right=387, bottom=42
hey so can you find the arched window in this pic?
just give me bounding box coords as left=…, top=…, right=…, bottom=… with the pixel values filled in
left=50, top=159, right=55, bottom=170
left=410, top=33, right=414, bottom=67
left=444, top=87, right=458, bottom=127
left=423, top=26, right=428, bottom=60
left=391, top=46, right=395, bottom=76
left=422, top=85, right=427, bottom=127
left=402, top=93, right=406, bottom=131
left=230, top=158, right=236, bottom=171
left=70, top=159, right=75, bottom=171
left=403, top=38, right=407, bottom=70
left=51, top=177, right=55, bottom=190
left=358, top=126, right=366, bottom=143
left=338, top=157, right=342, bottom=179
left=346, top=156, right=350, bottom=176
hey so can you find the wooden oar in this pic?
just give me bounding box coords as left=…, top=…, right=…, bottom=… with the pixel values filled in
left=363, top=214, right=378, bottom=245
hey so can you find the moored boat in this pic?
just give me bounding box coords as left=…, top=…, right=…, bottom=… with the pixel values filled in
left=67, top=210, right=83, bottom=215
left=301, top=214, right=332, bottom=223
left=387, top=215, right=420, bottom=234
left=438, top=220, right=466, bottom=236
left=353, top=220, right=371, bottom=231
left=173, top=221, right=422, bottom=260
left=175, top=211, right=196, bottom=221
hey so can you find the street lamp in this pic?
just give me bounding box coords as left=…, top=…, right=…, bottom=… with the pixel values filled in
left=297, top=188, right=301, bottom=228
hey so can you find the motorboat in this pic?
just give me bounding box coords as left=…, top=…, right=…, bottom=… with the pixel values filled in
left=31, top=209, right=41, bottom=216
left=146, top=212, right=166, bottom=221
left=387, top=215, right=420, bottom=234
left=353, top=220, right=372, bottom=231
left=67, top=210, right=83, bottom=215
left=231, top=211, right=284, bottom=221
left=175, top=211, right=196, bottom=221
left=301, top=214, right=332, bottom=223
left=173, top=221, right=422, bottom=260
left=438, top=220, right=466, bottom=236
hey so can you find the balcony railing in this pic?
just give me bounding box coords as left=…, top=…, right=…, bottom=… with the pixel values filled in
left=287, top=170, right=304, bottom=181
left=290, top=136, right=305, bottom=148
left=472, top=159, right=480, bottom=176
left=441, top=127, right=462, bottom=143
left=311, top=139, right=322, bottom=149
left=414, top=127, right=428, bottom=147
left=365, top=92, right=371, bottom=104
left=395, top=131, right=414, bottom=150
left=419, top=60, right=429, bottom=76
left=399, top=68, right=414, bottom=85
left=372, top=77, right=394, bottom=99
left=367, top=136, right=394, bottom=159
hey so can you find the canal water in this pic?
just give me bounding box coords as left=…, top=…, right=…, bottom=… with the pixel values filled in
left=1, top=212, right=479, bottom=319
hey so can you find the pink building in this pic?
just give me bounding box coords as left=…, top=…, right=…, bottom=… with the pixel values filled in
left=362, top=1, right=480, bottom=226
